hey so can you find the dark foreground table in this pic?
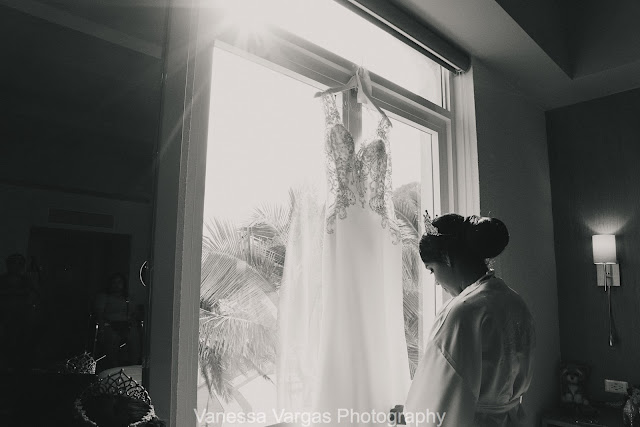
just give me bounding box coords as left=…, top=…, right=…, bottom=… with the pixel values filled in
left=0, top=370, right=96, bottom=426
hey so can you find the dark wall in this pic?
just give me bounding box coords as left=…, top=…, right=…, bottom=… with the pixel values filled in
left=473, top=61, right=561, bottom=423
left=0, top=5, right=161, bottom=203
left=0, top=2, right=166, bottom=372
left=547, top=88, right=640, bottom=401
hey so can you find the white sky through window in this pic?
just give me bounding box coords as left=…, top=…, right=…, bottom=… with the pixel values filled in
left=204, top=47, right=326, bottom=224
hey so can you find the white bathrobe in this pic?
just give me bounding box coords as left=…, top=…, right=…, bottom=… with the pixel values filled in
left=403, top=272, right=536, bottom=427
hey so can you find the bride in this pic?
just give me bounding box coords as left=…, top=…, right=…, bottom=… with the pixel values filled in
left=401, top=213, right=536, bottom=427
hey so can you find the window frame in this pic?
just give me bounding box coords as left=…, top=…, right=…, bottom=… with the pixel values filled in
left=148, top=2, right=465, bottom=425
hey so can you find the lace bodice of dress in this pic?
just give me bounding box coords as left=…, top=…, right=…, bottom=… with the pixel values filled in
left=322, top=94, right=399, bottom=243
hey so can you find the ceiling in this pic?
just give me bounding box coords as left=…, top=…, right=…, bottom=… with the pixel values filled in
left=392, top=0, right=640, bottom=110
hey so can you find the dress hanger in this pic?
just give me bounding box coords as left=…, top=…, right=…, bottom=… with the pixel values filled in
left=314, top=73, right=358, bottom=97
left=314, top=66, right=391, bottom=127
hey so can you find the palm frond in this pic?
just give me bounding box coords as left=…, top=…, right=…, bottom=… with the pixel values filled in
left=244, top=200, right=293, bottom=247
left=201, top=245, right=278, bottom=304
left=393, top=184, right=422, bottom=293
left=401, top=286, right=422, bottom=378
left=240, top=194, right=299, bottom=287
left=199, top=195, right=297, bottom=402
left=392, top=184, right=423, bottom=379
left=199, top=303, right=277, bottom=401
left=199, top=341, right=236, bottom=401
left=393, top=199, right=420, bottom=235
left=405, top=330, right=421, bottom=378
left=202, top=217, right=283, bottom=297
left=203, top=220, right=244, bottom=258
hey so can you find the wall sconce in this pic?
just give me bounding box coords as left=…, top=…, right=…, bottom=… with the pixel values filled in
left=592, top=234, right=619, bottom=347
left=592, top=235, right=620, bottom=289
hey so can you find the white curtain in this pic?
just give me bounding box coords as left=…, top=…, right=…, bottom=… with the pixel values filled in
left=452, top=68, right=481, bottom=217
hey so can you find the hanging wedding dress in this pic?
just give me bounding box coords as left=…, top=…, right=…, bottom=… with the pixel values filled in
left=277, top=88, right=410, bottom=426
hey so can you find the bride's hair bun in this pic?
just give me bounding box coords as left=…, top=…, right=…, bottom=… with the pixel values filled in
left=463, top=215, right=509, bottom=259
left=419, top=213, right=509, bottom=264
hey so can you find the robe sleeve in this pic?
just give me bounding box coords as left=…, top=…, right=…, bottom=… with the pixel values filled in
left=404, top=305, right=484, bottom=427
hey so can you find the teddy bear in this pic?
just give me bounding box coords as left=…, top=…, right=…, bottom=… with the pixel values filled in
left=560, top=363, right=590, bottom=406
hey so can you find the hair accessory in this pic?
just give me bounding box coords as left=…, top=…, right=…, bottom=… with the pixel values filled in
left=64, top=351, right=97, bottom=374
left=423, top=210, right=440, bottom=236
left=74, top=370, right=158, bottom=427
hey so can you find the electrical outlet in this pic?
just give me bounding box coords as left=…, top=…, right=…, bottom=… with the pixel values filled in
left=604, top=379, right=628, bottom=394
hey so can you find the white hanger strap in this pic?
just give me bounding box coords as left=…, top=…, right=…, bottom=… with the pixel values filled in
left=353, top=67, right=390, bottom=125
left=314, top=67, right=391, bottom=126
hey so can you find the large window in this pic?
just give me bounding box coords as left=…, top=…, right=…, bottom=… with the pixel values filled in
left=191, top=1, right=454, bottom=425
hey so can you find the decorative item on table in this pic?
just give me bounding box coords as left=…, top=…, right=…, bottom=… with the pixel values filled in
left=389, top=404, right=406, bottom=425
left=74, top=369, right=165, bottom=426
left=560, top=362, right=590, bottom=406
left=623, top=385, right=640, bottom=427
left=559, top=362, right=599, bottom=420
left=63, top=352, right=97, bottom=374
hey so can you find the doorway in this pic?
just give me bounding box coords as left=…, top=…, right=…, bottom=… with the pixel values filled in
left=25, top=227, right=132, bottom=368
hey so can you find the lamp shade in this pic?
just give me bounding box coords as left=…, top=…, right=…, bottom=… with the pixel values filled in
left=592, top=235, right=617, bottom=264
